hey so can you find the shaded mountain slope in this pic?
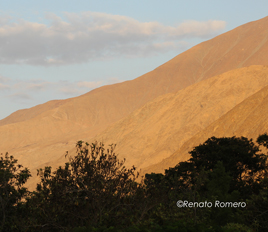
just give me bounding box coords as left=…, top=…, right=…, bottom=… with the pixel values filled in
left=90, top=65, right=268, bottom=169
left=143, top=75, right=268, bottom=175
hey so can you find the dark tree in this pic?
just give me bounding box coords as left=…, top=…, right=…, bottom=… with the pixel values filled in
left=27, top=141, right=141, bottom=231
left=162, top=135, right=268, bottom=229
left=187, top=136, right=267, bottom=198
left=0, top=152, right=31, bottom=231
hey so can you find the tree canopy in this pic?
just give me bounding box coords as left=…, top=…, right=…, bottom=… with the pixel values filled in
left=0, top=152, right=31, bottom=231
left=1, top=135, right=268, bottom=231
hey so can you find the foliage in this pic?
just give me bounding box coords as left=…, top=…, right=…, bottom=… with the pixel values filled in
left=0, top=152, right=31, bottom=231
left=221, top=223, right=253, bottom=232
left=26, top=141, right=141, bottom=231
left=165, top=136, right=267, bottom=198
left=244, top=177, right=268, bottom=231
left=2, top=134, right=268, bottom=231
left=188, top=136, right=267, bottom=197
left=158, top=135, right=268, bottom=229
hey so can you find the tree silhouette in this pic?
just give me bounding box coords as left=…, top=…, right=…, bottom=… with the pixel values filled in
left=0, top=152, right=31, bottom=231
left=28, top=141, right=140, bottom=231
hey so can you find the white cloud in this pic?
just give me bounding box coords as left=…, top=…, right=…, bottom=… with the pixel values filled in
left=0, top=12, right=226, bottom=66
left=171, top=20, right=226, bottom=38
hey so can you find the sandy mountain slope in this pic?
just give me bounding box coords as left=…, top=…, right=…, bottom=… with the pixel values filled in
left=1, top=16, right=268, bottom=188
left=88, top=65, right=268, bottom=169
left=142, top=74, right=268, bottom=175
left=13, top=65, right=268, bottom=190
left=1, top=15, right=268, bottom=140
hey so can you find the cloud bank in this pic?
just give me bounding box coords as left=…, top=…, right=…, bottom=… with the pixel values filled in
left=0, top=12, right=226, bottom=65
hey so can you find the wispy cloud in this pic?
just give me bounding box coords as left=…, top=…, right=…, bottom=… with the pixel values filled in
left=9, top=92, right=32, bottom=100
left=0, top=75, right=10, bottom=83
left=12, top=80, right=52, bottom=91
left=170, top=20, right=226, bottom=38
left=26, top=82, right=51, bottom=90
left=59, top=86, right=82, bottom=95
left=103, top=77, right=124, bottom=85
left=0, top=12, right=226, bottom=66
left=1, top=76, right=116, bottom=100
left=59, top=79, right=113, bottom=95
left=0, top=83, right=9, bottom=90
left=77, top=81, right=103, bottom=89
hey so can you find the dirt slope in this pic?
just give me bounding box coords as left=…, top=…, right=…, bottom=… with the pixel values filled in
left=1, top=16, right=268, bottom=189
left=143, top=75, right=268, bottom=175
left=1, top=15, right=268, bottom=134
left=91, top=66, right=268, bottom=169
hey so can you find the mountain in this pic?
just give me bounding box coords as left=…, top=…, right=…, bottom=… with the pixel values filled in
left=142, top=74, right=268, bottom=175
left=1, top=16, right=268, bottom=189
left=2, top=16, right=268, bottom=131
left=92, top=65, right=268, bottom=169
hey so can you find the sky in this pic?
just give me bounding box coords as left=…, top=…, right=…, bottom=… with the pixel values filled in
left=0, top=0, right=268, bottom=120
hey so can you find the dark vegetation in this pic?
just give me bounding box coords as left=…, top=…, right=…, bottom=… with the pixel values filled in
left=1, top=135, right=268, bottom=231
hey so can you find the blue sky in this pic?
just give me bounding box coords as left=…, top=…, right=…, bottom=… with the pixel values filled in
left=0, top=0, right=267, bottom=120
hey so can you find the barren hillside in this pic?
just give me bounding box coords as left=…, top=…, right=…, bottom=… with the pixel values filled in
left=91, top=65, right=268, bottom=169
left=143, top=76, right=268, bottom=175
left=1, top=16, right=268, bottom=189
